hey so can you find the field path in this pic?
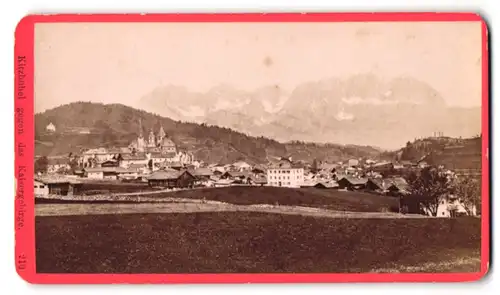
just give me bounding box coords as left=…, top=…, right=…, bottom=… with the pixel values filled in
left=36, top=202, right=429, bottom=219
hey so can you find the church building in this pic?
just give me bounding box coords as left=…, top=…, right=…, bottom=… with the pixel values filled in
left=129, top=125, right=176, bottom=153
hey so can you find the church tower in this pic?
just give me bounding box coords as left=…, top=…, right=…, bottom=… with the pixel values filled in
left=157, top=126, right=166, bottom=144
left=148, top=129, right=156, bottom=147
left=137, top=118, right=146, bottom=151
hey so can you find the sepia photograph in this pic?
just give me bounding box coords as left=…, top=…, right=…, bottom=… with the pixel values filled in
left=29, top=17, right=485, bottom=277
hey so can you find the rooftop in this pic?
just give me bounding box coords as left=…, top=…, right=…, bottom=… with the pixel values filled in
left=35, top=175, right=81, bottom=185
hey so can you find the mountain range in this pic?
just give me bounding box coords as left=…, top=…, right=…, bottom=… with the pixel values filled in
left=137, top=74, right=481, bottom=150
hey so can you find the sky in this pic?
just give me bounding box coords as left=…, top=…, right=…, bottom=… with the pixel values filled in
left=34, top=21, right=483, bottom=113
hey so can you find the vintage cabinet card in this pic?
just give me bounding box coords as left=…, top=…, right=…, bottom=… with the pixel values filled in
left=14, top=13, right=489, bottom=284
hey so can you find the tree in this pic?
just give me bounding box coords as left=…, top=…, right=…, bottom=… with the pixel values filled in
left=311, top=159, right=319, bottom=173
left=406, top=166, right=453, bottom=216
left=453, top=177, right=481, bottom=216
left=34, top=156, right=49, bottom=174
left=115, top=153, right=123, bottom=162
left=68, top=158, right=80, bottom=172
left=56, top=166, right=71, bottom=175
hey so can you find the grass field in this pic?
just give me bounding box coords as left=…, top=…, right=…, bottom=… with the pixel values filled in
left=35, top=212, right=481, bottom=274
left=162, top=187, right=400, bottom=212
left=39, top=186, right=401, bottom=213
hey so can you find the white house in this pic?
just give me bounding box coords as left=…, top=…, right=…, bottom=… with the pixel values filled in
left=266, top=158, right=304, bottom=188
left=348, top=159, right=359, bottom=167
left=34, top=180, right=49, bottom=197
left=232, top=161, right=252, bottom=171
left=46, top=122, right=56, bottom=132
left=81, top=148, right=116, bottom=166
left=435, top=196, right=478, bottom=217
left=85, top=168, right=105, bottom=179
left=119, top=153, right=149, bottom=168
left=421, top=195, right=478, bottom=218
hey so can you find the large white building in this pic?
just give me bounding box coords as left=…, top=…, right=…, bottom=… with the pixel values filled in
left=266, top=157, right=304, bottom=188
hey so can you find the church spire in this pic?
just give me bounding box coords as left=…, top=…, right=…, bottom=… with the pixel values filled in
left=138, top=118, right=143, bottom=138
left=158, top=125, right=166, bottom=139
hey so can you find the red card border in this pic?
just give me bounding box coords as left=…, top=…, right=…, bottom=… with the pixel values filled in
left=14, top=12, right=490, bottom=284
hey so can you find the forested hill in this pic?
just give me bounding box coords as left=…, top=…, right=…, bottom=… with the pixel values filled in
left=35, top=102, right=387, bottom=164
left=397, top=136, right=482, bottom=171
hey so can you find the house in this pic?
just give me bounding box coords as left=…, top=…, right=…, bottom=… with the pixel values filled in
left=337, top=177, right=368, bottom=190
left=386, top=177, right=410, bottom=196
left=148, top=152, right=177, bottom=170
left=84, top=167, right=137, bottom=180
left=119, top=153, right=148, bottom=168
left=319, top=162, right=337, bottom=173
left=435, top=195, right=477, bottom=218
left=212, top=170, right=223, bottom=177
left=186, top=168, right=213, bottom=186
left=220, top=171, right=251, bottom=182
left=116, top=168, right=140, bottom=180
left=210, top=164, right=227, bottom=174
left=249, top=175, right=268, bottom=186
left=251, top=165, right=267, bottom=175
left=189, top=169, right=216, bottom=187
left=147, top=169, right=196, bottom=188
left=232, top=161, right=252, bottom=171
left=35, top=176, right=82, bottom=196
left=84, top=167, right=106, bottom=179
left=348, top=159, right=359, bottom=167
left=129, top=163, right=149, bottom=174
left=73, top=169, right=85, bottom=178
left=369, top=161, right=394, bottom=175
left=45, top=122, right=56, bottom=132
left=345, top=166, right=357, bottom=176
left=214, top=178, right=236, bottom=187
left=365, top=171, right=383, bottom=179
left=266, top=157, right=304, bottom=188
left=81, top=148, right=116, bottom=165
left=366, top=178, right=388, bottom=193
left=189, top=168, right=213, bottom=180
left=164, top=161, right=184, bottom=171
left=400, top=192, right=477, bottom=217
left=313, top=181, right=339, bottom=189
left=34, top=180, right=49, bottom=197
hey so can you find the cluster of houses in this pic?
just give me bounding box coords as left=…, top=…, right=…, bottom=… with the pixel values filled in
left=36, top=127, right=479, bottom=217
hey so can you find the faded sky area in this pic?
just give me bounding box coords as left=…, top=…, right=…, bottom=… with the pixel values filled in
left=34, top=21, right=482, bottom=113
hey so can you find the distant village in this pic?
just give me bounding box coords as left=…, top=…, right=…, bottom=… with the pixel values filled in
left=35, top=122, right=481, bottom=218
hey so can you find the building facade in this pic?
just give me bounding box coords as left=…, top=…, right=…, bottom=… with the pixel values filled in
left=46, top=122, right=56, bottom=132
left=266, top=158, right=304, bottom=188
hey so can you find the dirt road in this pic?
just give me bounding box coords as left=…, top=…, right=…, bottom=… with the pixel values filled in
left=36, top=202, right=429, bottom=219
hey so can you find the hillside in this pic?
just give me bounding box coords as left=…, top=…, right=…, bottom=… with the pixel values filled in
left=35, top=102, right=386, bottom=164
left=397, top=136, right=482, bottom=172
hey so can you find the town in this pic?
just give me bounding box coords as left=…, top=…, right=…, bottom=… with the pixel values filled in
left=34, top=122, right=481, bottom=218
left=30, top=20, right=484, bottom=276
